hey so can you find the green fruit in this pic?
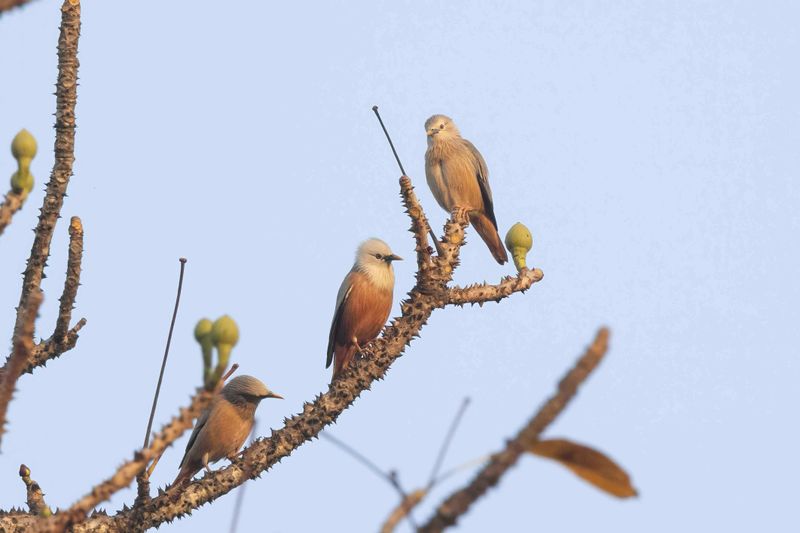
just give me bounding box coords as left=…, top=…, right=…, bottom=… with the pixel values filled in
left=504, top=222, right=533, bottom=271
left=11, top=129, right=37, bottom=160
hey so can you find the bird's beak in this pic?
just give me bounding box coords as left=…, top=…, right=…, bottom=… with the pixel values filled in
left=385, top=254, right=403, bottom=263
left=427, top=128, right=439, bottom=137
left=264, top=392, right=283, bottom=400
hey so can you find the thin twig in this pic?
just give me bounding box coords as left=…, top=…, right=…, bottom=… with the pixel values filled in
left=0, top=290, right=42, bottom=449
left=372, top=106, right=407, bottom=176
left=417, top=328, right=611, bottom=532
left=373, top=106, right=442, bottom=258
left=426, top=397, right=471, bottom=490
left=142, top=258, right=188, bottom=449
left=321, top=432, right=399, bottom=490
left=136, top=258, right=187, bottom=503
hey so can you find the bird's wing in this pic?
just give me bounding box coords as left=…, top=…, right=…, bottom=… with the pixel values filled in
left=179, top=405, right=211, bottom=468
left=463, top=139, right=499, bottom=229
left=326, top=272, right=354, bottom=368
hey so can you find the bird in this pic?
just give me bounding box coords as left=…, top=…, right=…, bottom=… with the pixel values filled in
left=424, top=114, right=508, bottom=264
left=327, top=238, right=402, bottom=381
left=172, top=375, right=282, bottom=486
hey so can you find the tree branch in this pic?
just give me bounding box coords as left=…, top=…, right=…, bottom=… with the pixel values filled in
left=12, top=0, right=80, bottom=342
left=0, top=173, right=543, bottom=531
left=0, top=190, right=26, bottom=237
left=53, top=216, right=84, bottom=341
left=0, top=290, right=42, bottom=448
left=417, top=327, right=610, bottom=532
left=37, top=387, right=215, bottom=531
left=446, top=268, right=544, bottom=307
left=399, top=176, right=434, bottom=271
left=49, top=177, right=536, bottom=532
left=20, top=319, right=86, bottom=374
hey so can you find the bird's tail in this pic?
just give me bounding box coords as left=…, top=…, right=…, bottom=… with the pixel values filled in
left=331, top=344, right=357, bottom=383
left=470, top=212, right=508, bottom=264
left=172, top=466, right=193, bottom=488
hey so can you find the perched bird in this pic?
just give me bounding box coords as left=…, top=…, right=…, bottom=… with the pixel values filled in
left=327, top=239, right=402, bottom=381
left=173, top=375, right=282, bottom=486
left=424, top=114, right=508, bottom=264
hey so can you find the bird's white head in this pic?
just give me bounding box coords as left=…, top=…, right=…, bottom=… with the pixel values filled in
left=354, top=238, right=402, bottom=290
left=425, top=114, right=461, bottom=145
left=222, top=375, right=283, bottom=406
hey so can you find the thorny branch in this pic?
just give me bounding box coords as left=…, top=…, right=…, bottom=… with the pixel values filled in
left=0, top=175, right=543, bottom=533
left=446, top=269, right=544, bottom=307
left=0, top=290, right=42, bottom=448
left=0, top=2, right=547, bottom=524
left=417, top=328, right=610, bottom=532
left=54, top=216, right=84, bottom=341
left=40, top=388, right=215, bottom=532
left=0, top=190, right=26, bottom=237
left=1, top=0, right=85, bottom=380
left=11, top=0, right=80, bottom=343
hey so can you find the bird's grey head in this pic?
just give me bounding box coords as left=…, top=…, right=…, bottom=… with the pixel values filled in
left=355, top=238, right=402, bottom=271
left=221, top=375, right=283, bottom=406
left=425, top=114, right=460, bottom=143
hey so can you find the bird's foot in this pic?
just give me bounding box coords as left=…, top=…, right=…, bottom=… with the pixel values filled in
left=451, top=206, right=470, bottom=225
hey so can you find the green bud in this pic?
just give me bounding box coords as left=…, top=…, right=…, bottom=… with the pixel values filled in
left=11, top=129, right=37, bottom=160
left=504, top=222, right=533, bottom=272
left=195, top=318, right=214, bottom=385
left=194, top=318, right=213, bottom=343
left=10, top=170, right=34, bottom=196
left=211, top=315, right=239, bottom=348
left=208, top=315, right=239, bottom=388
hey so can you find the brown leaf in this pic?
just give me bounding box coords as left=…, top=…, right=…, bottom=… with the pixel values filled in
left=528, top=438, right=638, bottom=498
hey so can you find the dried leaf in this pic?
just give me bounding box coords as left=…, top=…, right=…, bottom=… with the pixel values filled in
left=528, top=438, right=638, bottom=498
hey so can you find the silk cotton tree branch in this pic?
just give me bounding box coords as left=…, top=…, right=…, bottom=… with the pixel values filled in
left=1, top=0, right=86, bottom=379
left=0, top=190, right=26, bottom=236
left=3, top=212, right=87, bottom=376
left=0, top=174, right=544, bottom=533
left=417, top=328, right=610, bottom=532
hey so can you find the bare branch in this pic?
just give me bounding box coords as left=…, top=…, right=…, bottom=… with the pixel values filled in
left=19, top=464, right=52, bottom=517
left=0, top=290, right=42, bottom=448
left=417, top=327, right=610, bottom=533
left=0, top=190, right=26, bottom=237
left=446, top=268, right=544, bottom=307
left=54, top=216, right=84, bottom=340
left=13, top=0, right=81, bottom=342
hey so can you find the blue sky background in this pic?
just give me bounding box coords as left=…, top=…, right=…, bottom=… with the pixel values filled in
left=1, top=1, right=798, bottom=531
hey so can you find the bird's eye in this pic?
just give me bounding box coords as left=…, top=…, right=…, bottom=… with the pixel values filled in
left=440, top=123, right=445, bottom=128
left=375, top=253, right=383, bottom=260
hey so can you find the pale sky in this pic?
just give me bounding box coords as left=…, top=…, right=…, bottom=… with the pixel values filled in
left=1, top=1, right=798, bottom=531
